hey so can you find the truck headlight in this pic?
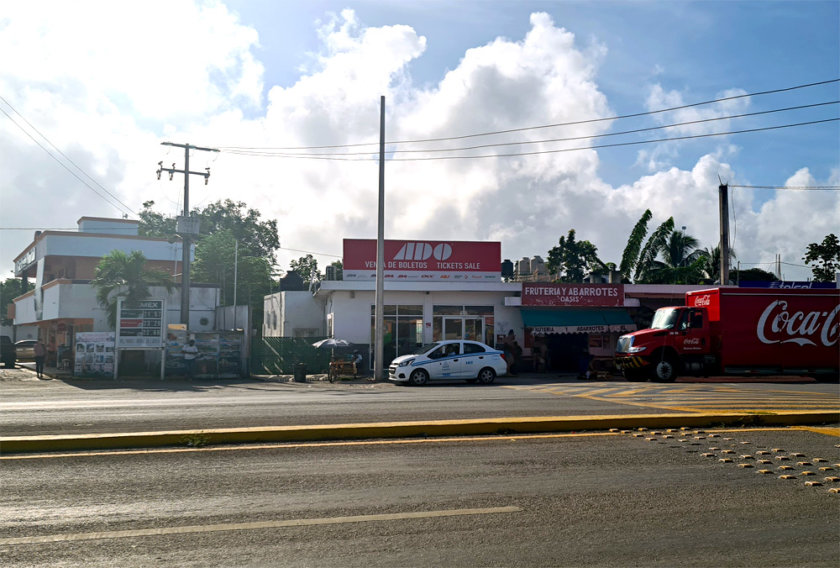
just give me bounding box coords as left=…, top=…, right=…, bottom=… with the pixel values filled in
left=398, top=358, right=415, bottom=367
left=627, top=346, right=646, bottom=353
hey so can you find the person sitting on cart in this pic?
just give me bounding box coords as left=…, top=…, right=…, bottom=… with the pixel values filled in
left=351, top=350, right=363, bottom=375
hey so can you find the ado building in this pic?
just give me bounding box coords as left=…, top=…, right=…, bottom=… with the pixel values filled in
left=264, top=239, right=703, bottom=374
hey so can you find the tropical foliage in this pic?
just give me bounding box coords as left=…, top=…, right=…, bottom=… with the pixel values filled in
left=0, top=278, right=34, bottom=326
left=289, top=254, right=322, bottom=287
left=546, top=229, right=602, bottom=282
left=803, top=233, right=840, bottom=282
left=91, top=250, right=175, bottom=328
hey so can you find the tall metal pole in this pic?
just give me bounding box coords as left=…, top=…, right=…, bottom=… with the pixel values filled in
left=233, top=239, right=238, bottom=330
left=719, top=183, right=730, bottom=285
left=374, top=96, right=386, bottom=381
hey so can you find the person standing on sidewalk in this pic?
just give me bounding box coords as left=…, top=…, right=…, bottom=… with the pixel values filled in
left=182, top=339, right=198, bottom=379
left=33, top=340, right=47, bottom=379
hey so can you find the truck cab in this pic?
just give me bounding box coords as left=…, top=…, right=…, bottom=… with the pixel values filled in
left=615, top=305, right=715, bottom=381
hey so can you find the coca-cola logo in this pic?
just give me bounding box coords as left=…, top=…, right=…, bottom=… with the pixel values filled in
left=757, top=300, right=840, bottom=347
left=694, top=295, right=712, bottom=307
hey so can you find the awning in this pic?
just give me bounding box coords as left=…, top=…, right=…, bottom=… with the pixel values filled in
left=521, top=309, right=637, bottom=335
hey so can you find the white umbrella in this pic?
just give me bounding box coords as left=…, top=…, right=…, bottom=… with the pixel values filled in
left=312, top=338, right=351, bottom=349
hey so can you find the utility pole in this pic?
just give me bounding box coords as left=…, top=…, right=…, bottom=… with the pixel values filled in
left=718, top=183, right=730, bottom=285
left=157, top=142, right=219, bottom=325
left=374, top=96, right=385, bottom=381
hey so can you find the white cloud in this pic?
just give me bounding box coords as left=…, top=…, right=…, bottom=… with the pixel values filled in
left=1, top=4, right=835, bottom=285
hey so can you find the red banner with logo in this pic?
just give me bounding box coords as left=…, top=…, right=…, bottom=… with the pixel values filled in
left=343, top=239, right=501, bottom=281
left=522, top=283, right=624, bottom=307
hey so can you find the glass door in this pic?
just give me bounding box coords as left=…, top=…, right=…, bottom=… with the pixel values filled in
left=443, top=317, right=484, bottom=342
left=443, top=317, right=463, bottom=340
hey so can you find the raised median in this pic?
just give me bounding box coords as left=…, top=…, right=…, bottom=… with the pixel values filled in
left=2, top=410, right=837, bottom=454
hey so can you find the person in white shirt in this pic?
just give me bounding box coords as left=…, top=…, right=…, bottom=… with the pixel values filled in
left=182, top=339, right=198, bottom=379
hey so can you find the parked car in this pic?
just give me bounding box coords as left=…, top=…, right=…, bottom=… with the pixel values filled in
left=388, top=339, right=507, bottom=385
left=15, top=339, right=38, bottom=362
left=1, top=335, right=16, bottom=368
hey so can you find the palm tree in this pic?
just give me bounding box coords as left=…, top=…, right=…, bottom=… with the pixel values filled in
left=618, top=209, right=653, bottom=282
left=91, top=250, right=175, bottom=328
left=646, top=230, right=705, bottom=284
left=697, top=245, right=736, bottom=283
left=633, top=217, right=675, bottom=283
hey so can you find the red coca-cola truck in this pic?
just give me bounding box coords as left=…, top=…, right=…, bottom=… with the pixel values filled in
left=615, top=287, right=840, bottom=382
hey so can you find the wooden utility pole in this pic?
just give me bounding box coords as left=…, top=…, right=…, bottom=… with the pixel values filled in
left=157, top=142, right=219, bottom=325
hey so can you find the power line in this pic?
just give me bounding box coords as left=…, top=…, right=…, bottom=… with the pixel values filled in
left=219, top=78, right=840, bottom=151
left=0, top=97, right=137, bottom=217
left=731, top=185, right=840, bottom=190
left=226, top=101, right=839, bottom=158
left=224, top=117, right=840, bottom=162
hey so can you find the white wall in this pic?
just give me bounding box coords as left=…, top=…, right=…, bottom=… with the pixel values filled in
left=328, top=289, right=523, bottom=346
left=14, top=283, right=218, bottom=332
left=262, top=291, right=324, bottom=337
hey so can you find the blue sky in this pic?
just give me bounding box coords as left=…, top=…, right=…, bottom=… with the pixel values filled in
left=1, top=0, right=838, bottom=281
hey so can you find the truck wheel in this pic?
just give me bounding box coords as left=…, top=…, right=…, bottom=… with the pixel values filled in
left=654, top=357, right=678, bottom=382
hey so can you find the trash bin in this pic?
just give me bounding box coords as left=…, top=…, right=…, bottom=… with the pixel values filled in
left=294, top=362, right=306, bottom=382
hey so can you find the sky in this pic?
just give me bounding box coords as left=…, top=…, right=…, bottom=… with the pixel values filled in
left=1, top=0, right=838, bottom=283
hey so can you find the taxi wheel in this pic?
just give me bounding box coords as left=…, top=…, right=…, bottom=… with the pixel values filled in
left=409, top=369, right=430, bottom=386
left=477, top=368, right=496, bottom=385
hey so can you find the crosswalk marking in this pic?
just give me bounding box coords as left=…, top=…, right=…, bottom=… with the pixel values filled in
left=505, top=383, right=840, bottom=413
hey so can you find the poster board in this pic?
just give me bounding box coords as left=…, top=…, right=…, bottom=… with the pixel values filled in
left=74, top=332, right=116, bottom=378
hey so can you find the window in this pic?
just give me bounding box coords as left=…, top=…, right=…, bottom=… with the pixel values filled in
left=463, top=342, right=485, bottom=354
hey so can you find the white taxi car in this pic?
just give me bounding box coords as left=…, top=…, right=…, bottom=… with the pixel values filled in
left=388, top=340, right=507, bottom=385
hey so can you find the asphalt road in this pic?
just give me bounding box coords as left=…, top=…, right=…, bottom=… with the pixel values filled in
left=2, top=367, right=838, bottom=437
left=2, top=428, right=838, bottom=567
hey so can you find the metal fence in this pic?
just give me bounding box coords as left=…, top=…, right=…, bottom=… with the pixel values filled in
left=251, top=337, right=333, bottom=375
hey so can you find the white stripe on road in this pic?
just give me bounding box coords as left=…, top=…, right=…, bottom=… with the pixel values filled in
left=0, top=506, right=522, bottom=546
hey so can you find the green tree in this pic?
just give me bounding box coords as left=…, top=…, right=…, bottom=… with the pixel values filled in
left=137, top=201, right=176, bottom=238
left=734, top=267, right=778, bottom=283
left=198, top=199, right=280, bottom=263
left=138, top=199, right=280, bottom=263
left=192, top=230, right=272, bottom=309
left=289, top=254, right=322, bottom=287
left=618, top=209, right=653, bottom=282
left=645, top=230, right=705, bottom=284
left=91, top=250, right=175, bottom=328
left=696, top=245, right=738, bottom=284
left=0, top=278, right=34, bottom=326
left=803, top=233, right=840, bottom=282
left=546, top=229, right=602, bottom=282
left=634, top=217, right=675, bottom=282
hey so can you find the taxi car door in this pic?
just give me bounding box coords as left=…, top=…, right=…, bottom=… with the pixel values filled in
left=427, top=343, right=462, bottom=380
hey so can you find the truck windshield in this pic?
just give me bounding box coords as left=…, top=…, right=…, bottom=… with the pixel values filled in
left=651, top=308, right=679, bottom=330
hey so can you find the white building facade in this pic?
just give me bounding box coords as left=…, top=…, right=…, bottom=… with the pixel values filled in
left=12, top=217, right=219, bottom=366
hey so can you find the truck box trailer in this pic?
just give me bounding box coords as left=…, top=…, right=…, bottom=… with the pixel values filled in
left=614, top=287, right=839, bottom=382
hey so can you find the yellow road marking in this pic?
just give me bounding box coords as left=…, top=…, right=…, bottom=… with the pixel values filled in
left=0, top=506, right=522, bottom=546
left=792, top=426, right=840, bottom=437
left=508, top=383, right=840, bottom=414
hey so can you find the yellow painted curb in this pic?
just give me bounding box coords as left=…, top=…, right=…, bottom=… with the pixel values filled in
left=1, top=411, right=837, bottom=454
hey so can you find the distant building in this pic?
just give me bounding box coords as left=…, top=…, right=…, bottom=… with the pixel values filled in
left=12, top=217, right=219, bottom=364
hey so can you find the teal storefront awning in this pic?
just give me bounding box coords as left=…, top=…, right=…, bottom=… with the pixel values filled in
left=521, top=309, right=637, bottom=335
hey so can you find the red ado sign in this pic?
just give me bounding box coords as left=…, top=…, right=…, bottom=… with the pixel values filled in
left=522, top=283, right=625, bottom=307
left=343, top=239, right=501, bottom=281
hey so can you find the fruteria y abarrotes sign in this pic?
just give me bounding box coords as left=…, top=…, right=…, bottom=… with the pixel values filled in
left=343, top=239, right=501, bottom=281
left=522, top=283, right=624, bottom=307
